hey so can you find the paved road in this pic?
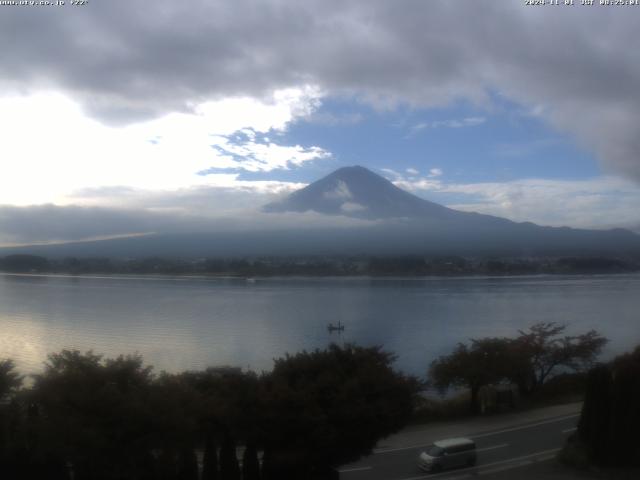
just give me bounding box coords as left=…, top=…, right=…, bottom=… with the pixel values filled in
left=339, top=406, right=581, bottom=480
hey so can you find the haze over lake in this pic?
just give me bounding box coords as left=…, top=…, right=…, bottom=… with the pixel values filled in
left=2, top=272, right=639, bottom=377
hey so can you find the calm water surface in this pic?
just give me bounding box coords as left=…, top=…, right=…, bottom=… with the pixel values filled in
left=1, top=273, right=639, bottom=376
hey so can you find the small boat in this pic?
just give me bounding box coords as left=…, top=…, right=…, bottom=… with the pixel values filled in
left=327, top=321, right=345, bottom=332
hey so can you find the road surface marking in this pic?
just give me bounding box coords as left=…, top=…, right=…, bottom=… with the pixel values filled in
left=476, top=443, right=508, bottom=453
left=375, top=443, right=437, bottom=454
left=562, top=427, right=577, bottom=433
left=338, top=466, right=372, bottom=473
left=376, top=440, right=509, bottom=455
left=479, top=452, right=557, bottom=475
left=397, top=447, right=561, bottom=480
left=374, top=413, right=578, bottom=454
left=470, top=413, right=579, bottom=439
left=339, top=445, right=508, bottom=476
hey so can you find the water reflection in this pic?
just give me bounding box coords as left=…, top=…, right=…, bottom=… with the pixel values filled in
left=1, top=273, right=639, bottom=376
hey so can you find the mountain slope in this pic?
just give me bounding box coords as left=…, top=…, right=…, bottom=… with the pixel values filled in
left=261, top=165, right=640, bottom=256
left=2, top=223, right=638, bottom=259
left=264, top=165, right=457, bottom=220
left=263, top=165, right=521, bottom=232
left=1, top=166, right=639, bottom=259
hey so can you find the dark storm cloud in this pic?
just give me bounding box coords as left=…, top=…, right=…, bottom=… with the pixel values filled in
left=2, top=1, right=640, bottom=179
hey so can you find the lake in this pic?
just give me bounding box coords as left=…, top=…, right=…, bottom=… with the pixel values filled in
left=1, top=272, right=639, bottom=377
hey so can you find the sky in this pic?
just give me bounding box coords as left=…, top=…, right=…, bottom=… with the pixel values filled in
left=1, top=0, right=640, bottom=245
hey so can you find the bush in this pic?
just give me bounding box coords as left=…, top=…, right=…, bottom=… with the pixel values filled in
left=558, top=433, right=590, bottom=470
left=411, top=392, right=471, bottom=424
left=527, top=373, right=586, bottom=405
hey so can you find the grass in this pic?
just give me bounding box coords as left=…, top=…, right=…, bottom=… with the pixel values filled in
left=410, top=391, right=471, bottom=424
left=410, top=373, right=586, bottom=425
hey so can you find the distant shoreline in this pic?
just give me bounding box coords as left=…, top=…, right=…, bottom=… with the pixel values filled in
left=1, top=270, right=639, bottom=282
left=1, top=252, right=638, bottom=278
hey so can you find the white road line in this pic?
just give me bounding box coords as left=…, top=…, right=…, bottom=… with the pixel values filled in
left=338, top=466, right=372, bottom=473
left=470, top=414, right=579, bottom=439
left=479, top=453, right=557, bottom=475
left=476, top=443, right=508, bottom=453
left=562, top=427, right=577, bottom=434
left=398, top=447, right=561, bottom=480
left=375, top=443, right=432, bottom=454
left=340, top=445, right=509, bottom=475
left=374, top=413, right=579, bottom=454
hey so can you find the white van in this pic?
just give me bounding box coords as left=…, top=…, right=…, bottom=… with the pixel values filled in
left=418, top=437, right=477, bottom=472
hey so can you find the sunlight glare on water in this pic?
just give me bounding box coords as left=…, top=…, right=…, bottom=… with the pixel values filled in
left=1, top=273, right=639, bottom=376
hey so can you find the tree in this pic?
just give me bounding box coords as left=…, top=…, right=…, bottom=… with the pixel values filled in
left=219, top=433, right=240, bottom=480
left=607, top=346, right=640, bottom=465
left=430, top=324, right=609, bottom=411
left=577, top=346, right=640, bottom=466
left=0, top=359, right=22, bottom=402
left=429, top=338, right=518, bottom=413
left=181, top=367, right=262, bottom=445
left=176, top=446, right=198, bottom=480
left=515, top=322, right=608, bottom=392
left=148, top=372, right=202, bottom=454
left=577, top=364, right=612, bottom=464
left=242, top=442, right=261, bottom=480
left=202, top=434, right=219, bottom=480
left=0, top=254, right=49, bottom=273
left=0, top=361, right=27, bottom=480
left=30, top=350, right=157, bottom=480
left=261, top=344, right=419, bottom=476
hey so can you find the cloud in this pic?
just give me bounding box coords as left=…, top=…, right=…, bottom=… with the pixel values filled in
left=0, top=202, right=377, bottom=247
left=380, top=168, right=402, bottom=179
left=394, top=173, right=640, bottom=231
left=493, top=139, right=558, bottom=158
left=304, top=111, right=363, bottom=126
left=209, top=135, right=330, bottom=172
left=382, top=168, right=442, bottom=183
left=323, top=180, right=353, bottom=200
left=0, top=205, right=183, bottom=245
left=0, top=90, right=327, bottom=205
left=67, top=179, right=305, bottom=216
left=410, top=117, right=486, bottom=135
left=2, top=1, right=640, bottom=182
left=340, top=202, right=367, bottom=213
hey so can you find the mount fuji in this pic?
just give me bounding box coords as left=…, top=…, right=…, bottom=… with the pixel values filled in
left=1, top=166, right=639, bottom=258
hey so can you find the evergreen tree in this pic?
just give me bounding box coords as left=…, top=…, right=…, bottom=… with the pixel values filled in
left=137, top=450, right=159, bottom=480
left=578, top=364, right=611, bottom=464
left=36, top=453, right=70, bottom=480
left=0, top=359, right=22, bottom=402
left=219, top=434, right=240, bottom=480
left=608, top=349, right=640, bottom=465
left=259, top=448, right=273, bottom=480
left=202, top=435, right=219, bottom=480
left=157, top=448, right=179, bottom=480
left=577, top=346, right=640, bottom=466
left=177, top=446, right=198, bottom=480
left=242, top=442, right=261, bottom=480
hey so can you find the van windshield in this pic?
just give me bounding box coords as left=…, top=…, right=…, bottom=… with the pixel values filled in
left=425, top=445, right=445, bottom=457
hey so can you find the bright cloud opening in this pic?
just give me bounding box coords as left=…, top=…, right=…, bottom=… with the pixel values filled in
left=0, top=87, right=327, bottom=206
